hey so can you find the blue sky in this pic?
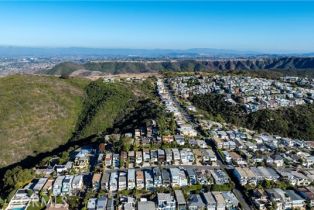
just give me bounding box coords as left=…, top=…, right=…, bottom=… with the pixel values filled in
left=0, top=1, right=313, bottom=53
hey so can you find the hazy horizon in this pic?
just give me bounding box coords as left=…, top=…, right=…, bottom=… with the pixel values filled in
left=0, top=1, right=314, bottom=53
left=0, top=45, right=313, bottom=55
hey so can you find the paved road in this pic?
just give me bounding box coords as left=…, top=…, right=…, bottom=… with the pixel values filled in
left=233, top=188, right=251, bottom=210
left=164, top=80, right=198, bottom=128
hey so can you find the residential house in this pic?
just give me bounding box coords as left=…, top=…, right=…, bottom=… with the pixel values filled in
left=97, top=196, right=107, bottom=210
left=62, top=175, right=73, bottom=195
left=162, top=135, right=174, bottom=143
left=233, top=167, right=257, bottom=186
left=74, top=154, right=89, bottom=171
left=211, top=170, right=229, bottom=185
left=196, top=168, right=209, bottom=185
left=53, top=176, right=64, bottom=196
left=175, top=190, right=187, bottom=210
left=212, top=192, right=226, bottom=210
left=189, top=139, right=198, bottom=148
left=137, top=201, right=156, bottom=210
left=147, top=126, right=153, bottom=138
left=87, top=198, right=97, bottom=210
left=170, top=168, right=180, bottom=187
left=251, top=167, right=280, bottom=182
left=92, top=173, right=102, bottom=192
left=106, top=198, right=115, bottom=210
left=97, top=153, right=104, bottom=167
left=206, top=149, right=217, bottom=164
left=158, top=149, right=166, bottom=163
left=266, top=188, right=284, bottom=210
left=285, top=190, right=306, bottom=210
left=174, top=135, right=185, bottom=146
left=105, top=153, right=112, bottom=168
left=6, top=189, right=31, bottom=210
left=178, top=125, right=197, bottom=137
left=303, top=156, right=314, bottom=168
left=143, top=149, right=151, bottom=164
left=113, top=153, right=120, bottom=169
left=172, top=148, right=181, bottom=165
left=179, top=169, right=188, bottom=186
left=144, top=169, right=154, bottom=190
left=180, top=148, right=194, bottom=165
left=127, top=169, right=136, bottom=190
left=33, top=178, right=48, bottom=193
left=42, top=179, right=54, bottom=194
left=273, top=154, right=284, bottom=168
left=119, top=171, right=127, bottom=191
left=120, top=196, right=135, bottom=210
left=186, top=168, right=197, bottom=185
left=221, top=191, right=239, bottom=208
left=297, top=187, right=314, bottom=207
left=153, top=167, right=162, bottom=187
left=165, top=149, right=173, bottom=164
left=109, top=171, right=118, bottom=192
left=201, top=192, right=216, bottom=210
left=157, top=193, right=176, bottom=210
left=212, top=138, right=223, bottom=149
left=136, top=170, right=145, bottom=189
left=134, top=129, right=141, bottom=138
left=251, top=189, right=268, bottom=210
left=222, top=151, right=232, bottom=164
left=100, top=172, right=110, bottom=191
left=150, top=150, right=158, bottom=163
left=196, top=140, right=208, bottom=149
left=161, top=168, right=171, bottom=186
left=277, top=170, right=311, bottom=186
left=128, top=151, right=135, bottom=165
left=229, top=151, right=246, bottom=166
left=136, top=151, right=143, bottom=166
left=72, top=175, right=84, bottom=193
left=188, top=194, right=206, bottom=210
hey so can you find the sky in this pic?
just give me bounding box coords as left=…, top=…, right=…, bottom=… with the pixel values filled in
left=0, top=1, right=314, bottom=53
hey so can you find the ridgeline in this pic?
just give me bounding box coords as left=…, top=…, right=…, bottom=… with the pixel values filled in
left=45, top=57, right=314, bottom=77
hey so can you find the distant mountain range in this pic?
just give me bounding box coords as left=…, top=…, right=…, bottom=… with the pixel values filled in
left=0, top=46, right=313, bottom=58
left=46, top=57, right=314, bottom=76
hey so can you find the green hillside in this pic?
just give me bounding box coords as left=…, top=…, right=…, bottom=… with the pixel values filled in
left=74, top=80, right=136, bottom=139
left=45, top=62, right=85, bottom=75
left=0, top=75, right=88, bottom=167
left=0, top=75, right=155, bottom=168
left=45, top=59, right=314, bottom=77
left=45, top=61, right=184, bottom=75
left=192, top=93, right=314, bottom=141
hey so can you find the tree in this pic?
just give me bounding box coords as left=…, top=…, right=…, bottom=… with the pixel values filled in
left=66, top=196, right=80, bottom=210
left=3, top=166, right=35, bottom=195
left=192, top=93, right=314, bottom=140
left=120, top=136, right=132, bottom=152
left=264, top=180, right=273, bottom=189
left=58, top=151, right=70, bottom=164
left=0, top=197, right=5, bottom=208
left=38, top=156, right=51, bottom=167
left=215, top=114, right=225, bottom=123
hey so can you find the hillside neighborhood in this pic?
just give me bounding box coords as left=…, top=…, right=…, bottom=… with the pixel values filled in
left=170, top=75, right=314, bottom=113
left=4, top=76, right=314, bottom=210
left=2, top=1, right=314, bottom=210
